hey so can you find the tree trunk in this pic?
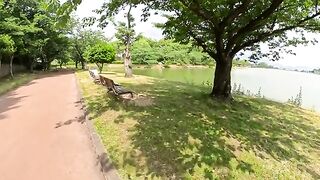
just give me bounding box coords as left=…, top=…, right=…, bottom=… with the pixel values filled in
left=124, top=47, right=133, bottom=77
left=10, top=55, right=14, bottom=79
left=75, top=43, right=85, bottom=70
left=46, top=61, right=51, bottom=70
left=100, top=63, right=104, bottom=73
left=97, top=63, right=103, bottom=73
left=29, top=59, right=34, bottom=72
left=0, top=55, right=2, bottom=70
left=81, top=60, right=85, bottom=70
left=124, top=4, right=133, bottom=78
left=211, top=56, right=233, bottom=99
left=75, top=60, right=78, bottom=69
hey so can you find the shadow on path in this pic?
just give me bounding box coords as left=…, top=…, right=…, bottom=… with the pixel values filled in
left=0, top=70, right=75, bottom=121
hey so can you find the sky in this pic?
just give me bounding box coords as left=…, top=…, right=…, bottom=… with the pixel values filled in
left=73, top=0, right=320, bottom=70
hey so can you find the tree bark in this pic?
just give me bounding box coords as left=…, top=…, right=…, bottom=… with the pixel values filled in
left=211, top=56, right=233, bottom=99
left=10, top=55, right=14, bottom=78
left=124, top=47, right=133, bottom=77
left=75, top=60, right=78, bottom=69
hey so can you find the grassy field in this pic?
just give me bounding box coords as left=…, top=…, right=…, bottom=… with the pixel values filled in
left=0, top=73, right=35, bottom=96
left=76, top=70, right=320, bottom=179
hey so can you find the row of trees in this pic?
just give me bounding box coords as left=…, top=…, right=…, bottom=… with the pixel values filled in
left=130, top=37, right=211, bottom=65
left=2, top=0, right=217, bottom=78
left=0, top=0, right=71, bottom=77
left=312, top=68, right=320, bottom=74
left=3, top=0, right=320, bottom=99
left=0, top=0, right=115, bottom=77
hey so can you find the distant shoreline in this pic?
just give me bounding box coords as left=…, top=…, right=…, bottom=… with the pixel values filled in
left=106, top=64, right=320, bottom=75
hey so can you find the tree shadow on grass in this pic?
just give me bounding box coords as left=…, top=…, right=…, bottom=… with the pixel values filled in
left=87, top=79, right=320, bottom=178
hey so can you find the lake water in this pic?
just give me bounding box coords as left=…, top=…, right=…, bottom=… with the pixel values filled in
left=114, top=67, right=320, bottom=112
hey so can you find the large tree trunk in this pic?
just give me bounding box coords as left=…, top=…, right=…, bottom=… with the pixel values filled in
left=211, top=56, right=233, bottom=99
left=10, top=55, right=14, bottom=78
left=124, top=47, right=133, bottom=77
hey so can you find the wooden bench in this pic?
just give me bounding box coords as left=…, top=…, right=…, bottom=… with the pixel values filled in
left=89, top=69, right=100, bottom=83
left=99, top=75, right=133, bottom=98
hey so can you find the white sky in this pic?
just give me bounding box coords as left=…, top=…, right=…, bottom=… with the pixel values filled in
left=73, top=0, right=320, bottom=70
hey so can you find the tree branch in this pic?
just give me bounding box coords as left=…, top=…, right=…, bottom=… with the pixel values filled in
left=226, top=0, right=284, bottom=53
left=126, top=3, right=133, bottom=47
left=230, top=11, right=320, bottom=56
left=178, top=0, right=219, bottom=27
left=188, top=30, right=217, bottom=60
left=220, top=0, right=252, bottom=28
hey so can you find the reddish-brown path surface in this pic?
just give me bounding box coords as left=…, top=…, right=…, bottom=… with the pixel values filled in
left=0, top=72, right=105, bottom=180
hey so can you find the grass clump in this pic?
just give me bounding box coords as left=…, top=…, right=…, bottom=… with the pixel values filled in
left=0, top=73, right=35, bottom=95
left=76, top=71, right=320, bottom=179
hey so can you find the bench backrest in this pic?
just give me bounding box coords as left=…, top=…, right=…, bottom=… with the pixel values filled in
left=89, top=69, right=99, bottom=79
left=100, top=75, right=115, bottom=91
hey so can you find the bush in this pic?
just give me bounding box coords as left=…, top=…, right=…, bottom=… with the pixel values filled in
left=288, top=87, right=303, bottom=107
left=84, top=42, right=116, bottom=73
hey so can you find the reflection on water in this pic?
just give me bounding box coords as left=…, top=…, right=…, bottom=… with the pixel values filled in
left=114, top=67, right=320, bottom=112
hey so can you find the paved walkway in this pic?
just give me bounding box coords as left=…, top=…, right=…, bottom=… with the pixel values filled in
left=0, top=72, right=105, bottom=180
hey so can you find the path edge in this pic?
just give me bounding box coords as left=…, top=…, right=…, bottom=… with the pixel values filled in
left=73, top=71, right=121, bottom=180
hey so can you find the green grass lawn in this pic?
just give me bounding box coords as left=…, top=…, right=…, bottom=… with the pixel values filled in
left=0, top=73, right=35, bottom=95
left=76, top=71, right=320, bottom=179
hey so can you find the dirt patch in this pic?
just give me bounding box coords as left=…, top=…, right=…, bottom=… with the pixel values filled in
left=122, top=94, right=154, bottom=107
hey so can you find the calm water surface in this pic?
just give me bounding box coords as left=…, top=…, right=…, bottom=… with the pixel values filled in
left=115, top=67, right=320, bottom=111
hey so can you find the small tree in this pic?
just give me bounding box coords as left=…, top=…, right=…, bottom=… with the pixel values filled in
left=84, top=42, right=116, bottom=73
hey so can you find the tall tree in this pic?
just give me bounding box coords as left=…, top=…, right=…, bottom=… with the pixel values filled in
left=115, top=4, right=135, bottom=77
left=81, top=1, right=137, bottom=77
left=66, top=0, right=320, bottom=99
